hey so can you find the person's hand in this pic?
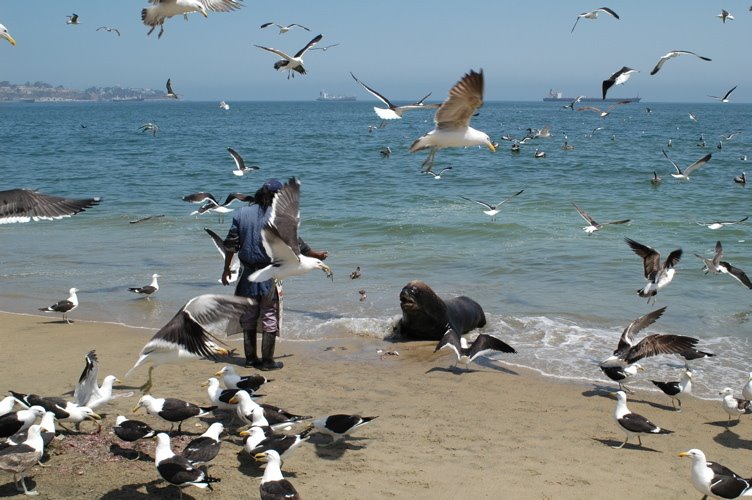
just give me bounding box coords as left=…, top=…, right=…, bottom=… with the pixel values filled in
left=309, top=250, right=329, bottom=261
left=221, top=268, right=232, bottom=286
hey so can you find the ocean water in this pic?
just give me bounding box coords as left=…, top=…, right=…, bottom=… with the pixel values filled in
left=1, top=100, right=751, bottom=398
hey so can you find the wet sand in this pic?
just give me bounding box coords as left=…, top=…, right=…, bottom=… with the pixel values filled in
left=0, top=312, right=746, bottom=499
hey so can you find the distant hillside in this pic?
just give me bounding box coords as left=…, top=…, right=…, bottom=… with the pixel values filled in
left=0, top=81, right=167, bottom=102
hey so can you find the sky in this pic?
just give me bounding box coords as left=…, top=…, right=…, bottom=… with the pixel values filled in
left=0, top=1, right=750, bottom=102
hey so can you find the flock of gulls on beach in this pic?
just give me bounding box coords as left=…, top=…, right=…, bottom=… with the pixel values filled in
left=2, top=1, right=752, bottom=498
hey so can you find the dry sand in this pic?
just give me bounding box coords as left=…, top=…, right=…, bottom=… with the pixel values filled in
left=0, top=311, right=747, bottom=499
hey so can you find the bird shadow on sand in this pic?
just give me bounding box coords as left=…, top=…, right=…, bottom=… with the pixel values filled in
left=311, top=434, right=368, bottom=460
left=713, top=428, right=752, bottom=450
left=706, top=419, right=742, bottom=429
left=592, top=438, right=661, bottom=453
left=38, top=319, right=73, bottom=325
left=109, top=443, right=153, bottom=462
left=0, top=476, right=37, bottom=497
left=424, top=363, right=518, bottom=376
left=100, top=479, right=193, bottom=499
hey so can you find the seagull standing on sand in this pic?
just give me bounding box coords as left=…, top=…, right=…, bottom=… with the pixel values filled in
left=410, top=69, right=496, bottom=171
left=312, top=414, right=377, bottom=444
left=625, top=238, right=683, bottom=301
left=142, top=0, right=244, bottom=38
left=651, top=368, right=692, bottom=411
left=134, top=395, right=215, bottom=433
left=129, top=274, right=161, bottom=299
left=662, top=149, right=712, bottom=180
left=255, top=34, right=323, bottom=79
left=259, top=22, right=309, bottom=33
left=0, top=425, right=44, bottom=496
left=678, top=449, right=752, bottom=500
left=695, top=241, right=752, bottom=289
left=113, top=416, right=155, bottom=459
left=599, top=364, right=644, bottom=394
left=611, top=391, right=673, bottom=449
left=255, top=450, right=301, bottom=499
left=153, top=433, right=219, bottom=496
left=180, top=422, right=223, bottom=465
left=243, top=426, right=313, bottom=460
left=460, top=189, right=524, bottom=221
left=719, top=387, right=751, bottom=426
left=570, top=7, right=619, bottom=33
left=38, top=287, right=79, bottom=324
left=572, top=203, right=630, bottom=234
left=708, top=85, right=737, bottom=103
left=0, top=24, right=16, bottom=45
left=247, top=177, right=333, bottom=282
left=227, top=147, right=259, bottom=176
left=434, top=327, right=516, bottom=371
left=125, top=294, right=256, bottom=393
left=350, top=73, right=439, bottom=125
left=650, top=50, right=712, bottom=75
left=602, top=67, right=638, bottom=100
left=0, top=189, right=101, bottom=224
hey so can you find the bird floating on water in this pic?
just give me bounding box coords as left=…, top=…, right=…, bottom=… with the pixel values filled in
left=570, top=7, right=619, bottom=33
left=650, top=50, right=711, bottom=76
left=142, top=0, right=244, bottom=38
left=255, top=34, right=323, bottom=79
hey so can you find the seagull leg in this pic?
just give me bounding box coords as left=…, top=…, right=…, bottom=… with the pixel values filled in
left=675, top=398, right=681, bottom=412
left=139, top=366, right=154, bottom=394
left=421, top=148, right=437, bottom=172
left=637, top=436, right=642, bottom=447
left=612, top=436, right=627, bottom=449
left=19, top=476, right=38, bottom=496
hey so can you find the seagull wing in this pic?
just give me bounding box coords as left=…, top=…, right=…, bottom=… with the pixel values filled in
left=434, top=69, right=484, bottom=130
left=577, top=106, right=603, bottom=114
left=254, top=44, right=295, bottom=61
left=226, top=147, right=246, bottom=171
left=664, top=248, right=682, bottom=270
left=682, top=153, right=712, bottom=177
left=616, top=306, right=667, bottom=354
left=259, top=22, right=274, bottom=29
left=625, top=238, right=661, bottom=279
left=412, top=92, right=432, bottom=106
left=570, top=16, right=581, bottom=33
left=623, top=334, right=699, bottom=364
left=350, top=73, right=394, bottom=108
left=597, top=7, right=619, bottom=18
left=618, top=412, right=660, bottom=433
left=460, top=196, right=494, bottom=211
left=437, top=167, right=453, bottom=175
left=0, top=189, right=101, bottom=224
left=74, top=350, right=99, bottom=406
left=467, top=334, right=516, bottom=362
left=650, top=53, right=672, bottom=75
left=288, top=23, right=310, bottom=31
left=496, top=189, right=524, bottom=207
left=661, top=149, right=682, bottom=174
left=262, top=177, right=302, bottom=263
left=720, top=262, right=752, bottom=289
left=678, top=50, right=712, bottom=62
left=434, top=327, right=462, bottom=359
left=200, top=0, right=245, bottom=13
left=572, top=203, right=597, bottom=225
left=293, top=33, right=323, bottom=58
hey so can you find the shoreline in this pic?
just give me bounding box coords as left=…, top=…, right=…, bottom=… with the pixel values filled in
left=0, top=312, right=746, bottom=498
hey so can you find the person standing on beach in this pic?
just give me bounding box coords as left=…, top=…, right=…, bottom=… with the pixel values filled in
left=221, top=178, right=327, bottom=370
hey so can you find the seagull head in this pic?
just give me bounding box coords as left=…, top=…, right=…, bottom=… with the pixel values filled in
left=678, top=449, right=705, bottom=462
left=719, top=387, right=734, bottom=397
left=0, top=24, right=16, bottom=46
left=316, top=261, right=333, bottom=281
left=483, top=134, right=496, bottom=152
left=197, top=5, right=209, bottom=17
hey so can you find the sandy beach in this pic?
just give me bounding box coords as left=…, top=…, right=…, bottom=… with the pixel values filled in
left=0, top=311, right=746, bottom=499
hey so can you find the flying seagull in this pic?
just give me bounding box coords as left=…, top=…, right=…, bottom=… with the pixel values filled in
left=139, top=122, right=159, bottom=136
left=679, top=449, right=752, bottom=500
left=165, top=78, right=178, bottom=99
left=600, top=306, right=699, bottom=367
left=688, top=112, right=699, bottom=123
left=410, top=69, right=496, bottom=171
left=602, top=67, right=638, bottom=100
left=611, top=391, right=672, bottom=449
left=0, top=189, right=100, bottom=224
left=0, top=24, right=16, bottom=45
left=350, top=72, right=439, bottom=125
left=650, top=50, right=711, bottom=76
left=570, top=7, right=619, bottom=33
left=625, top=238, right=683, bottom=301
left=572, top=202, right=630, bottom=233
left=460, top=189, right=524, bottom=221
left=434, top=327, right=516, bottom=371
left=696, top=216, right=748, bottom=230
left=66, top=14, right=80, bottom=25
left=708, top=85, right=737, bottom=103
left=247, top=177, right=333, bottom=282
left=424, top=167, right=453, bottom=180
left=38, top=287, right=79, bottom=324
left=259, top=22, right=310, bottom=33
left=227, top=147, right=259, bottom=176
left=142, top=0, right=244, bottom=38
left=576, top=100, right=631, bottom=118
left=310, top=43, right=340, bottom=52
left=125, top=294, right=255, bottom=393
left=662, top=149, right=711, bottom=180
left=96, top=26, right=121, bottom=36
left=717, top=9, right=735, bottom=23
left=255, top=33, right=323, bottom=79
left=695, top=241, right=752, bottom=289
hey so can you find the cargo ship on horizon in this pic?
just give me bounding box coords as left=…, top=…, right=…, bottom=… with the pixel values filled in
left=542, top=89, right=640, bottom=103
left=316, top=90, right=356, bottom=102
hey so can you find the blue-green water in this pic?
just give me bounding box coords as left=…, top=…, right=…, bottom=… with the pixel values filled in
left=1, top=100, right=750, bottom=397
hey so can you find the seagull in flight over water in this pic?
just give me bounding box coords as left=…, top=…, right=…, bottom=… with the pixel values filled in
left=165, top=78, right=178, bottom=99
left=695, top=241, right=752, bottom=289
left=572, top=203, right=630, bottom=234
left=97, top=26, right=121, bottom=36
left=650, top=50, right=711, bottom=76
left=625, top=238, right=682, bottom=302
left=227, top=147, right=259, bottom=176
left=255, top=34, right=323, bottom=79
left=570, top=7, right=619, bottom=33
left=350, top=72, right=439, bottom=126
left=662, top=149, right=711, bottom=180
left=708, top=85, right=737, bottom=103
left=460, top=189, right=524, bottom=221
left=602, top=67, right=638, bottom=100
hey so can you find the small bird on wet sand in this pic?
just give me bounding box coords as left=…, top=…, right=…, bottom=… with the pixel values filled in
left=611, top=390, right=672, bottom=449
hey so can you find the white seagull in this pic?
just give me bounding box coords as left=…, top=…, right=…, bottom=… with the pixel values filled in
left=350, top=72, right=439, bottom=125
left=709, top=85, right=737, bottom=103
left=38, top=287, right=79, bottom=324
left=0, top=189, right=100, bottom=224
left=719, top=387, right=751, bottom=426
left=227, top=147, right=259, bottom=176
left=717, top=9, right=735, bottom=23
left=434, top=327, right=516, bottom=371
left=572, top=203, right=630, bottom=234
left=0, top=24, right=16, bottom=45
left=625, top=238, right=683, bottom=301
left=254, top=450, right=301, bottom=499
left=662, top=149, right=712, bottom=180
left=128, top=273, right=161, bottom=299
left=743, top=373, right=752, bottom=401
left=570, top=7, right=619, bottom=33
left=424, top=167, right=453, bottom=180
left=125, top=294, right=256, bottom=393
left=134, top=395, right=215, bottom=433
left=460, top=189, right=524, bottom=221
left=696, top=217, right=748, bottom=230
left=410, top=69, right=496, bottom=171
left=259, top=22, right=309, bottom=33
left=650, top=50, right=711, bottom=76
left=247, top=177, right=333, bottom=282
left=602, top=66, right=638, bottom=100
left=651, top=368, right=692, bottom=411
left=96, top=26, right=121, bottom=36
left=678, top=449, right=752, bottom=500
left=142, top=0, right=244, bottom=38
left=695, top=240, right=752, bottom=289
left=310, top=43, right=340, bottom=52
left=73, top=350, right=120, bottom=410
left=611, top=390, right=673, bottom=449
left=255, top=33, right=323, bottom=79
left=153, top=433, right=219, bottom=496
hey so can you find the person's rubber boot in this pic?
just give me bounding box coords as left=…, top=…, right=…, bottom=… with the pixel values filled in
left=243, top=330, right=262, bottom=368
left=259, top=332, right=283, bottom=371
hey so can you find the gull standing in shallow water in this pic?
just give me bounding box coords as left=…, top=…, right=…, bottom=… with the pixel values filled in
left=141, top=0, right=244, bottom=38
left=662, top=149, right=712, bottom=180
left=460, top=189, right=524, bottom=221
left=649, top=50, right=712, bottom=75
left=128, top=274, right=161, bottom=299
left=247, top=177, right=333, bottom=282
left=255, top=34, right=323, bottom=79
left=625, top=238, right=682, bottom=302
left=570, top=7, right=619, bottom=33
left=410, top=69, right=496, bottom=171
left=572, top=203, right=630, bottom=234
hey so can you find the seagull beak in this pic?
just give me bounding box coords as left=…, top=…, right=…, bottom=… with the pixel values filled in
left=228, top=395, right=238, bottom=405
left=3, top=34, right=16, bottom=46
left=239, top=429, right=250, bottom=437
left=214, top=370, right=224, bottom=377
left=487, top=142, right=496, bottom=152
left=677, top=451, right=690, bottom=458
left=637, top=366, right=645, bottom=372
left=88, top=412, right=102, bottom=421
left=254, top=452, right=269, bottom=463
left=321, top=264, right=334, bottom=281
left=132, top=404, right=141, bottom=413
left=200, top=10, right=208, bottom=17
